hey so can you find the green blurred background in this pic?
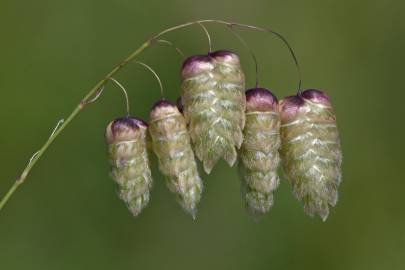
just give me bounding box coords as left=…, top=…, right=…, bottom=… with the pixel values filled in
left=0, top=0, right=404, bottom=269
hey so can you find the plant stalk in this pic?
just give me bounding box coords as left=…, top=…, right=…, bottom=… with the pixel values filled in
left=0, top=19, right=301, bottom=212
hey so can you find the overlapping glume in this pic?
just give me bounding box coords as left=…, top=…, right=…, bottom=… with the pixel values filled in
left=149, top=100, right=203, bottom=218
left=106, top=117, right=153, bottom=217
left=181, top=50, right=246, bottom=173
left=279, top=89, right=342, bottom=221
left=238, top=88, right=281, bottom=217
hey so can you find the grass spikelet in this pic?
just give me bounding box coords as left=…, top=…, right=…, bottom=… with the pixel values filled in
left=239, top=88, right=281, bottom=217
left=280, top=89, right=342, bottom=221
left=106, top=117, right=153, bottom=217
left=149, top=100, right=203, bottom=218
left=181, top=50, right=246, bottom=173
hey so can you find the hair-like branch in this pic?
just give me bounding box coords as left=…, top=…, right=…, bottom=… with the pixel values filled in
left=197, top=22, right=212, bottom=53
left=131, top=61, right=165, bottom=99
left=151, top=39, right=185, bottom=58
left=83, top=78, right=131, bottom=116
left=226, top=25, right=260, bottom=88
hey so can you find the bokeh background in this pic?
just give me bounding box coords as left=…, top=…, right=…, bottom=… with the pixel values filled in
left=0, top=0, right=404, bottom=269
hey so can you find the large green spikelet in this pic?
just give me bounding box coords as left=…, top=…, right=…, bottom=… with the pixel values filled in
left=239, top=88, right=281, bottom=217
left=280, top=89, right=342, bottom=221
left=106, top=117, right=153, bottom=217
left=149, top=100, right=203, bottom=218
left=181, top=50, right=246, bottom=173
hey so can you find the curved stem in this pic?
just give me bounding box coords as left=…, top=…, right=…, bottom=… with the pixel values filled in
left=0, top=41, right=150, bottom=212
left=197, top=22, right=212, bottom=53
left=152, top=39, right=185, bottom=59
left=82, top=78, right=131, bottom=116
left=228, top=22, right=302, bottom=91
left=132, top=61, right=165, bottom=99
left=0, top=19, right=302, bottom=212
left=109, top=78, right=131, bottom=116
left=226, top=25, right=259, bottom=88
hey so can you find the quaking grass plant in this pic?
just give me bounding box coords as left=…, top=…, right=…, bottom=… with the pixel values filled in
left=0, top=19, right=342, bottom=221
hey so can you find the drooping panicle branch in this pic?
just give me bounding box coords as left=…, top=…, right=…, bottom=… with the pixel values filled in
left=228, top=22, right=302, bottom=92
left=197, top=22, right=212, bottom=53
left=226, top=25, right=260, bottom=88
left=83, top=78, right=131, bottom=116
left=132, top=61, right=165, bottom=99
left=152, top=39, right=185, bottom=58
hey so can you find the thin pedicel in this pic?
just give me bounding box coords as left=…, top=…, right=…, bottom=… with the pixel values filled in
left=197, top=22, right=212, bottom=53
left=152, top=39, right=185, bottom=59
left=131, top=61, right=165, bottom=99
left=226, top=24, right=259, bottom=88
left=82, top=77, right=131, bottom=116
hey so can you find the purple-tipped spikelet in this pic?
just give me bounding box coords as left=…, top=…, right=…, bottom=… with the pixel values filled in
left=106, top=117, right=153, bottom=217
left=181, top=50, right=246, bottom=173
left=238, top=88, right=281, bottom=217
left=149, top=100, right=203, bottom=218
left=279, top=89, right=342, bottom=221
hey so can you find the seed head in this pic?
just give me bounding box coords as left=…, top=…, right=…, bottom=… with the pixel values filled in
left=149, top=99, right=203, bottom=218
left=106, top=116, right=153, bottom=217
left=239, top=88, right=281, bottom=217
left=181, top=50, right=246, bottom=173
left=280, top=89, right=342, bottom=221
